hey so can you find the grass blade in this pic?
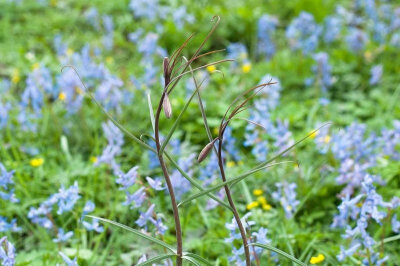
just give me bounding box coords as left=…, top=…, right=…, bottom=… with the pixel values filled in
left=147, top=92, right=155, bottom=134
left=85, top=215, right=176, bottom=253
left=164, top=151, right=233, bottom=211
left=182, top=256, right=201, bottom=266
left=249, top=243, right=307, bottom=266
left=137, top=254, right=177, bottom=266
left=183, top=252, right=213, bottom=265
left=178, top=161, right=295, bottom=207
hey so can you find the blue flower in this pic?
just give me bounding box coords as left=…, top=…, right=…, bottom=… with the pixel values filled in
left=369, top=64, right=383, bottom=85
left=136, top=204, right=155, bottom=228
left=392, top=214, right=400, bottom=233
left=345, top=27, right=368, bottom=52
left=146, top=177, right=165, bottom=191
left=53, top=228, right=74, bottom=243
left=323, top=16, right=342, bottom=43
left=116, top=166, right=138, bottom=191
left=257, top=14, right=278, bottom=59
left=82, top=218, right=104, bottom=233
left=0, top=163, right=18, bottom=203
left=0, top=217, right=21, bottom=233
left=0, top=237, right=16, bottom=266
left=286, top=12, right=322, bottom=54
left=272, top=182, right=300, bottom=218
left=59, top=252, right=78, bottom=266
left=0, top=101, right=11, bottom=130
left=123, top=187, right=147, bottom=209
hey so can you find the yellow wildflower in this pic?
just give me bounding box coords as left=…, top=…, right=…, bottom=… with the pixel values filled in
left=262, top=203, right=272, bottom=211
left=32, top=63, right=40, bottom=70
left=12, top=69, right=20, bottom=84
left=246, top=201, right=259, bottom=210
left=324, top=135, right=331, bottom=143
left=242, top=63, right=251, bottom=73
left=50, top=0, right=57, bottom=6
left=206, top=65, right=216, bottom=73
left=257, top=196, right=267, bottom=205
left=309, top=130, right=318, bottom=139
left=66, top=48, right=74, bottom=56
left=226, top=161, right=236, bottom=168
left=75, top=86, right=83, bottom=94
left=90, top=156, right=98, bottom=163
left=106, top=56, right=114, bottom=64
left=310, top=254, right=325, bottom=264
left=30, top=158, right=44, bottom=167
left=58, top=92, right=66, bottom=101
left=253, top=189, right=263, bottom=196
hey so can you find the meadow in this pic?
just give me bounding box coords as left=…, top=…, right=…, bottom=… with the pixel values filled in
left=1, top=0, right=400, bottom=265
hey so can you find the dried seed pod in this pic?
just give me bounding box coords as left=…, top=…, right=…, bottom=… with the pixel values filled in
left=163, top=94, right=172, bottom=118
left=163, top=57, right=170, bottom=86
left=197, top=138, right=218, bottom=162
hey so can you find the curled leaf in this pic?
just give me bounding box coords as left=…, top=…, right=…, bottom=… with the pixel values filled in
left=197, top=138, right=218, bottom=162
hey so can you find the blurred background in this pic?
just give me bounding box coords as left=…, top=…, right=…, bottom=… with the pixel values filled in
left=1, top=0, right=400, bottom=265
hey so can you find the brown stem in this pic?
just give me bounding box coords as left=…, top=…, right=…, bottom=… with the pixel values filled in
left=216, top=134, right=251, bottom=266
left=154, top=92, right=183, bottom=266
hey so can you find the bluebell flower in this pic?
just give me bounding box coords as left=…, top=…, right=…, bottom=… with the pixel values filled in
left=82, top=218, right=104, bottom=233
left=102, top=15, right=114, bottom=50
left=0, top=237, right=16, bottom=266
left=272, top=182, right=300, bottom=218
left=136, top=204, right=155, bottom=228
left=369, top=64, right=383, bottom=85
left=323, top=16, right=342, bottom=43
left=129, top=0, right=160, bottom=21
left=83, top=201, right=95, bottom=214
left=59, top=252, right=78, bottom=266
left=53, top=228, right=74, bottom=243
left=346, top=27, right=368, bottom=52
left=170, top=154, right=196, bottom=200
left=286, top=12, right=322, bottom=54
left=123, top=187, right=147, bottom=209
left=0, top=163, right=18, bottom=203
left=392, top=214, right=400, bottom=233
left=116, top=166, right=138, bottom=191
left=0, top=217, right=21, bottom=233
left=0, top=101, right=11, bottom=130
left=84, top=7, right=100, bottom=30
left=257, top=14, right=278, bottom=59
left=95, top=121, right=124, bottom=175
left=54, top=181, right=80, bottom=215
left=172, top=6, right=195, bottom=29
left=337, top=242, right=361, bottom=261
left=146, top=177, right=165, bottom=191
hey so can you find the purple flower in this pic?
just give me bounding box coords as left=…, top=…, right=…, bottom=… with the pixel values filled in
left=136, top=204, right=155, bottom=228
left=123, top=187, right=147, bottom=209
left=82, top=218, right=104, bottom=233
left=146, top=177, right=165, bottom=191
left=0, top=237, right=16, bottom=266
left=369, top=64, right=383, bottom=85
left=53, top=228, right=74, bottom=243
left=272, top=182, right=300, bottom=218
left=116, top=166, right=138, bottom=191
left=59, top=252, right=78, bottom=266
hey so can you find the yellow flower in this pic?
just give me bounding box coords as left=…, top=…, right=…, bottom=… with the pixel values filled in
left=90, top=156, right=98, bottom=163
left=75, top=86, right=83, bottom=94
left=226, top=161, right=236, bottom=168
left=324, top=135, right=331, bottom=143
left=30, top=158, right=44, bottom=167
left=309, top=130, right=318, bottom=139
left=262, top=203, right=272, bottom=211
left=32, top=63, right=40, bottom=70
left=12, top=69, right=20, bottom=84
left=50, top=0, right=57, bottom=6
left=66, top=48, right=74, bottom=56
left=58, top=92, right=66, bottom=101
left=257, top=196, right=267, bottom=205
left=106, top=56, right=114, bottom=64
left=242, top=63, right=251, bottom=73
left=310, top=254, right=325, bottom=264
left=253, top=189, right=263, bottom=196
left=206, top=65, right=216, bottom=73
left=246, top=201, right=259, bottom=210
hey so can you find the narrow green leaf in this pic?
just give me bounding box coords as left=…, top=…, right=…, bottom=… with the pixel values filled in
left=183, top=252, right=213, bottom=265
left=147, top=92, right=155, bottom=134
left=85, top=215, right=176, bottom=253
left=137, top=254, right=177, bottom=266
left=182, top=256, right=201, bottom=266
left=178, top=161, right=295, bottom=207
left=230, top=122, right=332, bottom=187
left=249, top=243, right=307, bottom=266
left=164, top=151, right=233, bottom=211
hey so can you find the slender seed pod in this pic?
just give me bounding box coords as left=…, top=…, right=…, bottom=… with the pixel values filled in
left=163, top=57, right=170, bottom=87
left=163, top=93, right=172, bottom=118
left=197, top=137, right=219, bottom=162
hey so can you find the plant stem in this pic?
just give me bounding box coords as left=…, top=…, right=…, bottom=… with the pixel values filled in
left=154, top=91, right=183, bottom=266
left=216, top=135, right=251, bottom=266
